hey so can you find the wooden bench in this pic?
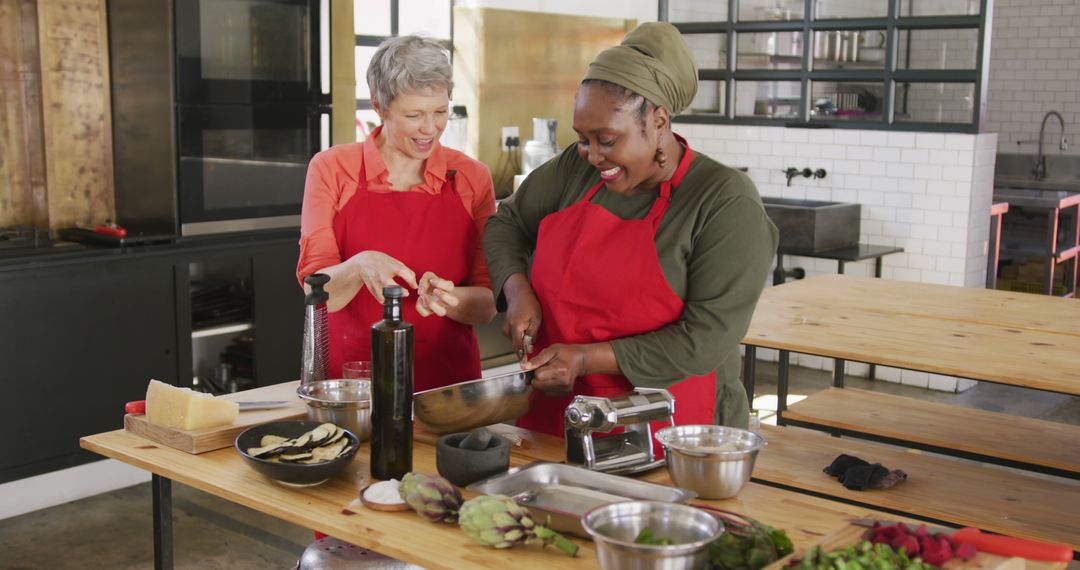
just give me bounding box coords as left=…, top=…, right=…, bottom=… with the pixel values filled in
left=753, top=424, right=1080, bottom=552
left=778, top=387, right=1080, bottom=478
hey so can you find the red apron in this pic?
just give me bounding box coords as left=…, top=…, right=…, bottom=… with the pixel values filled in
left=326, top=160, right=481, bottom=392
left=517, top=140, right=716, bottom=451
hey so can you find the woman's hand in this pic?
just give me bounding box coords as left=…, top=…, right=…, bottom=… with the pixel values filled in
left=502, top=274, right=542, bottom=360
left=415, top=272, right=459, bottom=317
left=522, top=344, right=588, bottom=394
left=347, top=250, right=419, bottom=303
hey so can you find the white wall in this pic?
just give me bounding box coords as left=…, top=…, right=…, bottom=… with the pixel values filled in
left=679, top=124, right=997, bottom=391
left=984, top=0, right=1079, bottom=155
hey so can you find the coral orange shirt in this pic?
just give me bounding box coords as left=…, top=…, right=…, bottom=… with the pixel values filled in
left=297, top=126, right=496, bottom=289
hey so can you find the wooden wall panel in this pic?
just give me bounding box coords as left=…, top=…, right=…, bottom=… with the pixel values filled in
left=330, top=0, right=356, bottom=146
left=452, top=8, right=633, bottom=197
left=0, top=0, right=47, bottom=227
left=36, top=0, right=114, bottom=229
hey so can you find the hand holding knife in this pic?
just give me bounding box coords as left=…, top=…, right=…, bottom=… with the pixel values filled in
left=517, top=333, right=535, bottom=361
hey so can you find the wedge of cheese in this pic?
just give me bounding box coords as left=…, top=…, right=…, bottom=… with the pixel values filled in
left=145, top=379, right=239, bottom=431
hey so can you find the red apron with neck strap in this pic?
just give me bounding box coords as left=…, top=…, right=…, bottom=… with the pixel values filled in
left=326, top=159, right=481, bottom=392
left=517, top=138, right=716, bottom=448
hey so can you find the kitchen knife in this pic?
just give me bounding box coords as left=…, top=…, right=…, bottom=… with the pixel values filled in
left=850, top=519, right=1073, bottom=562
left=124, top=400, right=293, bottom=414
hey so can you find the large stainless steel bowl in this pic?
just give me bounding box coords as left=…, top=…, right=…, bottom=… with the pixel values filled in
left=654, top=425, right=766, bottom=500
left=413, top=369, right=533, bottom=434
left=582, top=501, right=724, bottom=570
left=297, top=379, right=372, bottom=442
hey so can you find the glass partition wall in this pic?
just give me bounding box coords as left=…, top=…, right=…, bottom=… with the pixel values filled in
left=661, top=0, right=990, bottom=132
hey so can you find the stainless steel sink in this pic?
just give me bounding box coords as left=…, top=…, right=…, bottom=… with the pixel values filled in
left=995, top=153, right=1080, bottom=192
left=762, top=197, right=860, bottom=254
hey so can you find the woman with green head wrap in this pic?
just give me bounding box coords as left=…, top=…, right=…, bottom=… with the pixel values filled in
left=484, top=23, right=778, bottom=436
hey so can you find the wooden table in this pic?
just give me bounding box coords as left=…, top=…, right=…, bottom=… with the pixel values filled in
left=743, top=274, right=1080, bottom=399
left=82, top=416, right=951, bottom=570
left=741, top=274, right=1080, bottom=476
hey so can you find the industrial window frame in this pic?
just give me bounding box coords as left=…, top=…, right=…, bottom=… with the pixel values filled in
left=659, top=0, right=993, bottom=133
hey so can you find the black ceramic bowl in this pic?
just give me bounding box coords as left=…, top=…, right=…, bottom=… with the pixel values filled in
left=235, top=420, right=359, bottom=486
left=436, top=431, right=510, bottom=487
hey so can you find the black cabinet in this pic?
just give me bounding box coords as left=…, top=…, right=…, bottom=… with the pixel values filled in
left=0, top=233, right=303, bottom=484
left=0, top=255, right=179, bottom=482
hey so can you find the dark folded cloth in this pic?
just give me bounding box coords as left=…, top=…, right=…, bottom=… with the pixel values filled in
left=823, top=453, right=907, bottom=491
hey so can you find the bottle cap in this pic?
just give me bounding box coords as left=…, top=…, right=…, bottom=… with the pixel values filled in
left=383, top=284, right=405, bottom=299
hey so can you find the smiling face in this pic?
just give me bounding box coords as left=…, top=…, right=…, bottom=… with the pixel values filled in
left=374, top=88, right=450, bottom=160
left=572, top=82, right=670, bottom=195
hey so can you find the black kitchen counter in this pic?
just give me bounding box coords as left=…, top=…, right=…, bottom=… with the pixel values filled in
left=0, top=228, right=300, bottom=271
left=0, top=227, right=304, bottom=484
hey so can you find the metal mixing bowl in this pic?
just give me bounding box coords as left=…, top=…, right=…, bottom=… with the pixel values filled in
left=654, top=425, right=766, bottom=500
left=297, top=379, right=372, bottom=442
left=582, top=501, right=724, bottom=570
left=413, top=369, right=533, bottom=434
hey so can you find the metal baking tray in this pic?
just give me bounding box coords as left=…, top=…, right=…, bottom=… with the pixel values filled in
left=467, top=461, right=697, bottom=538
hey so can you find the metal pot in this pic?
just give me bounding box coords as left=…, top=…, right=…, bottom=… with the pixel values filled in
left=413, top=369, right=533, bottom=434
left=297, top=379, right=372, bottom=442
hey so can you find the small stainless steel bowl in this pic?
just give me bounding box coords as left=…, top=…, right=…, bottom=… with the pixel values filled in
left=413, top=370, right=533, bottom=434
left=582, top=501, right=724, bottom=570
left=654, top=425, right=766, bottom=500
left=297, top=379, right=372, bottom=442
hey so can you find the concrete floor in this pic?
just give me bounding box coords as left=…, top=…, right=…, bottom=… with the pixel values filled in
left=1, top=362, right=1077, bottom=570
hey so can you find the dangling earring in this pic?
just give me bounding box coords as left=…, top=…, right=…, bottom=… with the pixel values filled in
left=655, top=144, right=667, bottom=169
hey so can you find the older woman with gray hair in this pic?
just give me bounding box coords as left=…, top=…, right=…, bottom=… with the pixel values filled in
left=298, top=35, right=496, bottom=392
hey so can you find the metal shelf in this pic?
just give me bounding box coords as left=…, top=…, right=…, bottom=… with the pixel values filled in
left=191, top=322, right=253, bottom=339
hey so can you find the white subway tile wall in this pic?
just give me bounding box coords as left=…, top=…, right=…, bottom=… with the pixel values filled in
left=684, top=124, right=997, bottom=392
left=985, top=0, right=1079, bottom=154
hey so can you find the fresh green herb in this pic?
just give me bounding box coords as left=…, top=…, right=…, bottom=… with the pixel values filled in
left=633, top=528, right=673, bottom=546
left=791, top=540, right=941, bottom=570
left=704, top=509, right=795, bottom=570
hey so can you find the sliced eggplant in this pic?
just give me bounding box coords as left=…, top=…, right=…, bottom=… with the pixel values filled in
left=310, top=438, right=348, bottom=462
left=306, top=424, right=334, bottom=446
left=260, top=434, right=289, bottom=447
left=249, top=423, right=351, bottom=464
left=321, top=426, right=345, bottom=446
left=291, top=433, right=313, bottom=449
left=247, top=442, right=290, bottom=458
left=278, top=451, right=314, bottom=462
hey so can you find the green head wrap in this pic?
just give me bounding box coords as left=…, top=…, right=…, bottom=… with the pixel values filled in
left=583, top=22, right=698, bottom=116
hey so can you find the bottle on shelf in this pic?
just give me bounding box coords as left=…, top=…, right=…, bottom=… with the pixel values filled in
left=370, top=284, right=414, bottom=480
left=300, top=273, right=331, bottom=388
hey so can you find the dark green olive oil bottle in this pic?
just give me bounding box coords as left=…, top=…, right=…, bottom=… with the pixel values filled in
left=370, top=284, right=413, bottom=480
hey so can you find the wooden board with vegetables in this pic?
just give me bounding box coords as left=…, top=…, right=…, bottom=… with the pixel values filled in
left=769, top=522, right=1069, bottom=570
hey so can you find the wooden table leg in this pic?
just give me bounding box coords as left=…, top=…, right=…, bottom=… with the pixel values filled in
left=153, top=474, right=174, bottom=570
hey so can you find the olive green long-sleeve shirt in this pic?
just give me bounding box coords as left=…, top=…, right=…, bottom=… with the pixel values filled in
left=483, top=141, right=778, bottom=427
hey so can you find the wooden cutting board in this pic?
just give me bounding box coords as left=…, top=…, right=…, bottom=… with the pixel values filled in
left=767, top=521, right=1067, bottom=570
left=123, top=381, right=307, bottom=454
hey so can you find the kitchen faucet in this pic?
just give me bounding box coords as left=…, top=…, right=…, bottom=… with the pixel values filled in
left=1032, top=111, right=1068, bottom=180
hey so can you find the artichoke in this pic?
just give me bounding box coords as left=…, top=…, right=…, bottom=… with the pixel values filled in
left=399, top=472, right=463, bottom=523
left=458, top=494, right=578, bottom=557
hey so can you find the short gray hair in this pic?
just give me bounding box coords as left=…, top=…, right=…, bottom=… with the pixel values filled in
left=367, top=35, right=453, bottom=109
